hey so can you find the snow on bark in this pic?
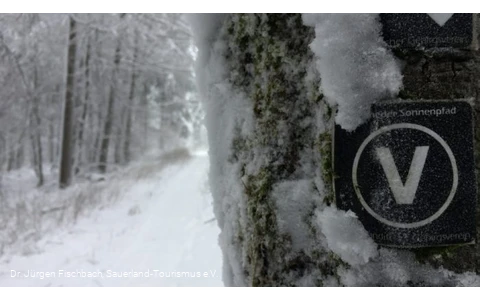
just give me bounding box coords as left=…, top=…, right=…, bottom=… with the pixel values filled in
left=190, top=13, right=480, bottom=287
left=187, top=14, right=227, bottom=100
left=303, top=14, right=403, bottom=131
left=189, top=14, right=334, bottom=286
left=317, top=206, right=377, bottom=266
left=187, top=14, right=253, bottom=286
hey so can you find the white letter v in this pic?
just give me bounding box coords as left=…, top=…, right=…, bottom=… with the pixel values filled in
left=376, top=146, right=429, bottom=205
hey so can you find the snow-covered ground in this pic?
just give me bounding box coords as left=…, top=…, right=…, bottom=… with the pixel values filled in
left=0, top=151, right=223, bottom=287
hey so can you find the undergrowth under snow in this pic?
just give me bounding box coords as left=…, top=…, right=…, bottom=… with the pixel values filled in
left=0, top=150, right=191, bottom=257
left=0, top=149, right=222, bottom=287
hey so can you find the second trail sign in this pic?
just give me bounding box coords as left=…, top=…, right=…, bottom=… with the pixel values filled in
left=380, top=13, right=474, bottom=49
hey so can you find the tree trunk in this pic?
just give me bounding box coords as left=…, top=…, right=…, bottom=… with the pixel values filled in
left=195, top=13, right=480, bottom=287
left=59, top=15, right=77, bottom=188
left=98, top=14, right=125, bottom=173
left=57, top=85, right=63, bottom=164
left=0, top=134, right=6, bottom=170
left=14, top=141, right=24, bottom=170
left=88, top=29, right=101, bottom=166
left=113, top=118, right=124, bottom=165
left=29, top=99, right=44, bottom=187
left=98, top=65, right=116, bottom=173
left=30, top=65, right=44, bottom=187
left=6, top=142, right=15, bottom=172
left=142, top=82, right=149, bottom=151
left=48, top=116, right=55, bottom=165
left=123, top=31, right=139, bottom=164
left=89, top=98, right=101, bottom=166
left=74, top=35, right=91, bottom=175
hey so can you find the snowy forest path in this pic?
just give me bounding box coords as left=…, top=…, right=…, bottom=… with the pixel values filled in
left=0, top=153, right=222, bottom=286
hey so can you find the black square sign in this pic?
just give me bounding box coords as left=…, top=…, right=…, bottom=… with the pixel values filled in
left=334, top=101, right=476, bottom=247
left=380, top=13, right=473, bottom=49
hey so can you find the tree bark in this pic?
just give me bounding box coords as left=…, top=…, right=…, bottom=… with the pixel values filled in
left=200, top=13, right=480, bottom=287
left=74, top=35, right=91, bottom=175
left=48, top=115, right=55, bottom=165
left=6, top=142, right=15, bottom=172
left=14, top=143, right=24, bottom=170
left=30, top=65, right=44, bottom=187
left=113, top=119, right=124, bottom=165
left=88, top=29, right=101, bottom=166
left=123, top=31, right=139, bottom=164
left=98, top=14, right=125, bottom=173
left=0, top=134, right=6, bottom=170
left=59, top=15, right=77, bottom=188
left=203, top=14, right=329, bottom=287
left=141, top=82, right=149, bottom=151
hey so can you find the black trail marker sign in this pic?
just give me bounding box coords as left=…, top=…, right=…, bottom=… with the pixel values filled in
left=380, top=13, right=473, bottom=49
left=334, top=101, right=476, bottom=247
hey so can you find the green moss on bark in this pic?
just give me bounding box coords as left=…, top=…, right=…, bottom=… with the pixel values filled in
left=318, top=131, right=333, bottom=205
left=222, top=13, right=340, bottom=286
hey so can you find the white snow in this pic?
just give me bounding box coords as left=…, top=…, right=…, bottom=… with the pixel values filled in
left=303, top=14, right=403, bottom=131
left=0, top=153, right=222, bottom=287
left=188, top=14, right=257, bottom=287
left=316, top=206, right=378, bottom=266
left=457, top=272, right=480, bottom=287
left=186, top=14, right=227, bottom=101
left=273, top=180, right=321, bottom=252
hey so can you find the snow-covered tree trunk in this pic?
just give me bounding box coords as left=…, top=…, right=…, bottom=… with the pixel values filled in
left=29, top=65, right=44, bottom=187
left=0, top=134, right=5, bottom=169
left=123, top=31, right=139, bottom=164
left=59, top=15, right=77, bottom=188
left=98, top=14, right=125, bottom=173
left=116, top=25, right=140, bottom=165
left=192, top=13, right=480, bottom=286
left=75, top=36, right=91, bottom=174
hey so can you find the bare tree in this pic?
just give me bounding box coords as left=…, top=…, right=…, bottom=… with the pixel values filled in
left=123, top=30, right=139, bottom=163
left=59, top=15, right=77, bottom=188
left=98, top=13, right=125, bottom=173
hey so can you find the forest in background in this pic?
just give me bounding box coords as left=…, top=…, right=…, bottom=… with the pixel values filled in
left=0, top=13, right=202, bottom=189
